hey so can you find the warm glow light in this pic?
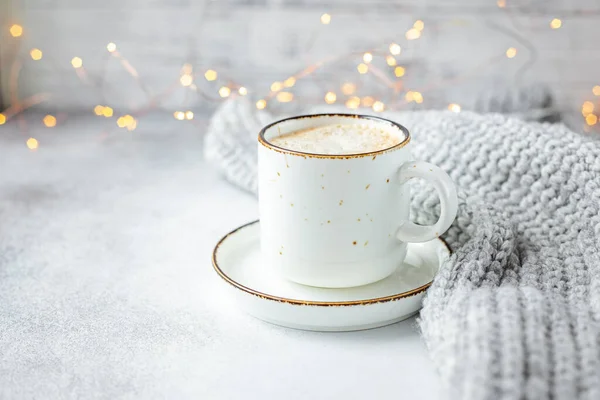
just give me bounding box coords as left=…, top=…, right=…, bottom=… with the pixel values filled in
left=582, top=101, right=594, bottom=116
left=320, top=13, right=331, bottom=24
left=277, top=92, right=294, bottom=102
left=26, top=137, right=38, bottom=150
left=497, top=0, right=506, bottom=8
left=174, top=111, right=185, bottom=121
left=0, top=114, right=6, bottom=125
left=126, top=117, right=137, bottom=131
left=324, top=91, right=337, bottom=104
left=406, top=28, right=421, bottom=40
left=185, top=111, right=194, bottom=120
left=363, top=52, right=373, bottom=63
left=362, top=96, right=375, bottom=107
left=43, top=115, right=57, bottom=127
left=506, top=47, right=517, bottom=58
left=30, top=48, right=42, bottom=60
left=372, top=101, right=385, bottom=112
left=107, top=42, right=117, bottom=52
left=394, top=66, right=406, bottom=77
left=9, top=24, right=23, bottom=37
left=182, top=63, right=193, bottom=74
left=256, top=99, right=267, bottom=109
left=238, top=87, right=248, bottom=95
left=550, top=19, right=562, bottom=29
left=586, top=114, right=598, bottom=126
left=405, top=91, right=415, bottom=102
left=71, top=57, right=83, bottom=68
left=284, top=77, right=296, bottom=87
left=413, top=20, right=424, bottom=31
left=389, top=43, right=401, bottom=55
left=270, top=81, right=283, bottom=92
left=102, top=106, right=113, bottom=117
left=180, top=74, right=193, bottom=86
left=345, top=96, right=360, bottom=109
left=448, top=103, right=461, bottom=113
left=386, top=55, right=397, bottom=66
left=204, top=69, right=217, bottom=81
left=219, top=86, right=231, bottom=97
left=413, top=92, right=423, bottom=103
left=592, top=86, right=600, bottom=96
left=341, top=83, right=356, bottom=95
left=94, top=105, right=104, bottom=116
left=357, top=63, right=369, bottom=74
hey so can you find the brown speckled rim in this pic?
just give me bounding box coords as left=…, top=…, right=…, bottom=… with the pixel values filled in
left=258, top=113, right=411, bottom=159
left=211, top=220, right=452, bottom=307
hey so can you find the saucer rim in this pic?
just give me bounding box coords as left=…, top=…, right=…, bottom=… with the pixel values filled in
left=212, top=220, right=452, bottom=307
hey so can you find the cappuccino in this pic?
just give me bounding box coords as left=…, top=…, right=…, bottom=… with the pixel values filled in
left=269, top=123, right=403, bottom=155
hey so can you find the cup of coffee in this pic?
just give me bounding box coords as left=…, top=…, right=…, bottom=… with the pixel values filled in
left=257, top=114, right=457, bottom=288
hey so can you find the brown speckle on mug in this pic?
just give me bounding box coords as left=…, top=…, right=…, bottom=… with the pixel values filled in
left=353, top=241, right=357, bottom=245
left=365, top=184, right=370, bottom=190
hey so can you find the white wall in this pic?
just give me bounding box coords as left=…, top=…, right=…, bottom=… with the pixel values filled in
left=2, top=0, right=599, bottom=128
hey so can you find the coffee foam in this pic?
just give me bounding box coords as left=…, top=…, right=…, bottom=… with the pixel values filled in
left=269, top=123, right=403, bottom=155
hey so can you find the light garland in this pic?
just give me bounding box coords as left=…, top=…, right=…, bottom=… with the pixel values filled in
left=1, top=8, right=599, bottom=151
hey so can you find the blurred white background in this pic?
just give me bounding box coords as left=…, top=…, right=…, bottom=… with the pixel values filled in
left=1, top=0, right=599, bottom=131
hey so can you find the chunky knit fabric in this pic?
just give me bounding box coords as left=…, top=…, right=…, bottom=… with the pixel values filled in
left=205, top=99, right=600, bottom=400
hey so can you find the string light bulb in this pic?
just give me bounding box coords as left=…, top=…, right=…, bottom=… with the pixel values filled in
left=406, top=28, right=421, bottom=40
left=320, top=13, right=331, bottom=24
left=107, top=42, right=117, bottom=52
left=277, top=92, right=294, bottom=102
left=102, top=106, right=113, bottom=117
left=270, top=81, right=283, bottom=92
left=413, top=92, right=423, bottom=103
left=238, top=87, right=248, bottom=95
left=324, top=91, right=337, bottom=104
left=357, top=63, right=369, bottom=74
left=550, top=19, right=562, bottom=29
left=497, top=0, right=506, bottom=8
left=363, top=52, right=373, bottom=63
left=448, top=103, right=461, bottom=113
left=345, top=96, right=360, bottom=109
left=94, top=105, right=104, bottom=116
left=592, top=86, right=600, bottom=96
left=341, top=83, right=356, bottom=95
left=582, top=101, right=594, bottom=116
left=405, top=91, right=415, bottom=102
left=180, top=74, right=193, bottom=86
left=71, top=57, right=83, bottom=68
left=413, top=20, right=425, bottom=31
left=389, top=43, right=401, bottom=55
left=185, top=111, right=194, bottom=120
left=26, top=137, right=39, bottom=150
left=284, top=77, right=296, bottom=87
left=30, top=48, right=42, bottom=61
left=0, top=113, right=6, bottom=125
left=173, top=111, right=185, bottom=121
left=506, top=47, right=517, bottom=58
left=586, top=114, right=598, bottom=126
left=43, top=115, right=57, bottom=127
left=372, top=101, right=385, bottom=112
left=394, top=66, right=406, bottom=77
left=219, top=86, right=231, bottom=97
left=9, top=24, right=23, bottom=37
left=204, top=69, right=217, bottom=81
left=256, top=99, right=267, bottom=109
left=386, top=55, right=397, bottom=66
left=362, top=96, right=375, bottom=107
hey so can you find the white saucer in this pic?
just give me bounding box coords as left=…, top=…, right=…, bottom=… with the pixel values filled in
left=212, top=220, right=451, bottom=332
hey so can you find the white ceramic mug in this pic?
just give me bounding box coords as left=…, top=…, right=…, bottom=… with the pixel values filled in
left=258, top=114, right=457, bottom=288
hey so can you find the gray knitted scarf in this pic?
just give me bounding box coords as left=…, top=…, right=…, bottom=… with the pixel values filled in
left=205, top=98, right=600, bottom=400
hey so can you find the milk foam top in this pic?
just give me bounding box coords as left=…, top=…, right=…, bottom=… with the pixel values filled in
left=268, top=123, right=404, bottom=155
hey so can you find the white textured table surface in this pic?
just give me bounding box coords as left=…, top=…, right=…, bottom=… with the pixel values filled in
left=0, top=115, right=439, bottom=399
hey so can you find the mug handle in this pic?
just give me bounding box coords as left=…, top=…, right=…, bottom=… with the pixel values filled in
left=395, top=161, right=458, bottom=243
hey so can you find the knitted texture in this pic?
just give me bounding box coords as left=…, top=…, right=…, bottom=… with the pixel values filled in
left=204, top=99, right=600, bottom=399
